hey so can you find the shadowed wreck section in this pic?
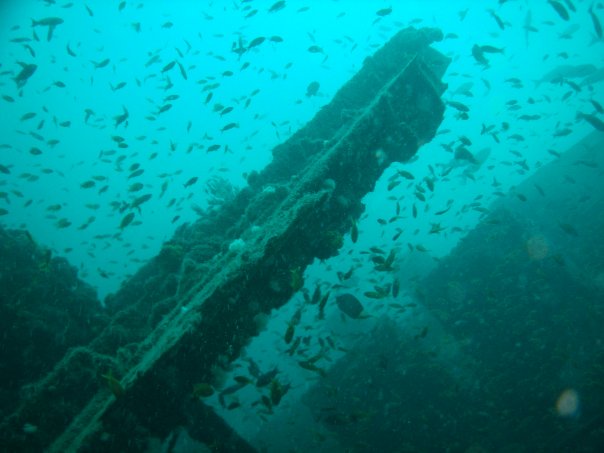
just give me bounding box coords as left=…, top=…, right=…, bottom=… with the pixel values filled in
left=0, top=27, right=450, bottom=452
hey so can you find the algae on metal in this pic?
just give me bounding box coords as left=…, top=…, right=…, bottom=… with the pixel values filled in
left=0, top=27, right=450, bottom=453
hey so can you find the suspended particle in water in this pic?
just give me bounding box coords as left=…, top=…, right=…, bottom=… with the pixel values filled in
left=556, top=388, right=580, bottom=418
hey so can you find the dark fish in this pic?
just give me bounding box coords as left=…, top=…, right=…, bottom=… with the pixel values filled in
left=268, top=0, right=285, bottom=13
left=429, top=223, right=445, bottom=234
left=298, top=360, right=326, bottom=377
left=454, top=146, right=477, bottom=163
left=246, top=358, right=260, bottom=378
left=23, top=44, right=36, bottom=57
left=471, top=44, right=489, bottom=66
left=488, top=9, right=505, bottom=30
left=376, top=7, right=392, bottom=16
left=537, top=64, right=596, bottom=86
left=591, top=99, right=604, bottom=114
left=447, top=100, right=470, bottom=112
left=558, top=222, right=578, bottom=236
left=424, top=177, right=435, bottom=192
left=20, top=112, right=36, bottom=121
left=192, top=383, right=214, bottom=398
left=177, top=61, right=187, bottom=80
left=184, top=176, right=198, bottom=188
left=161, top=61, right=176, bottom=72
left=589, top=4, right=602, bottom=39
left=387, top=180, right=401, bottom=191
left=120, top=212, right=135, bottom=229
left=226, top=400, right=241, bottom=410
left=518, top=114, right=541, bottom=121
left=114, top=106, right=129, bottom=127
left=414, top=326, right=429, bottom=340
left=80, top=180, right=95, bottom=189
left=479, top=45, right=504, bottom=54
left=13, top=62, right=37, bottom=88
left=128, top=182, right=143, bottom=192
left=128, top=168, right=144, bottom=178
left=578, top=112, right=604, bottom=131
left=350, top=219, right=358, bottom=243
left=218, top=382, right=246, bottom=408
left=84, top=108, right=95, bottom=123
left=158, top=103, right=172, bottom=114
left=565, top=79, right=581, bottom=92
left=563, top=0, right=576, bottom=12
left=553, top=127, right=572, bottom=137
left=245, top=9, right=258, bottom=19
left=55, top=218, right=71, bottom=229
left=256, top=367, right=278, bottom=387
left=92, top=58, right=110, bottom=69
left=392, top=278, right=400, bottom=297
left=318, top=291, right=330, bottom=319
left=284, top=324, right=294, bottom=344
left=308, top=45, right=324, bottom=53
left=232, top=36, right=247, bottom=56
left=131, top=193, right=152, bottom=210
left=111, top=81, right=126, bottom=91
left=221, top=122, right=239, bottom=132
left=548, top=0, right=569, bottom=21
left=580, top=67, right=604, bottom=87
left=397, top=170, right=415, bottom=180
left=336, top=294, right=364, bottom=319
left=306, top=81, right=320, bottom=97
left=248, top=36, right=266, bottom=49
left=31, top=17, right=64, bottom=41
left=145, top=54, right=160, bottom=67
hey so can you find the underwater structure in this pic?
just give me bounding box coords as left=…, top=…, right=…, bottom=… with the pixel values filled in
left=0, top=27, right=450, bottom=452
left=252, top=130, right=604, bottom=452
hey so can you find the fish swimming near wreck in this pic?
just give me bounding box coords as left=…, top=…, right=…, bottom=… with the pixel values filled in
left=535, top=64, right=597, bottom=86
left=442, top=147, right=491, bottom=178
left=336, top=293, right=365, bottom=319
left=13, top=62, right=37, bottom=88
left=31, top=17, right=64, bottom=41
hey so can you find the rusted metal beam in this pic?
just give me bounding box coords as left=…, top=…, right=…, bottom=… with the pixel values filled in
left=0, top=27, right=450, bottom=452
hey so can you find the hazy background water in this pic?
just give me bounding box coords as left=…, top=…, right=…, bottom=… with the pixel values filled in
left=0, top=0, right=600, bottom=302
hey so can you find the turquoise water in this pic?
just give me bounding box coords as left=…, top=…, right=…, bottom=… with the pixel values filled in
left=1, top=2, right=604, bottom=451
left=0, top=1, right=600, bottom=300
